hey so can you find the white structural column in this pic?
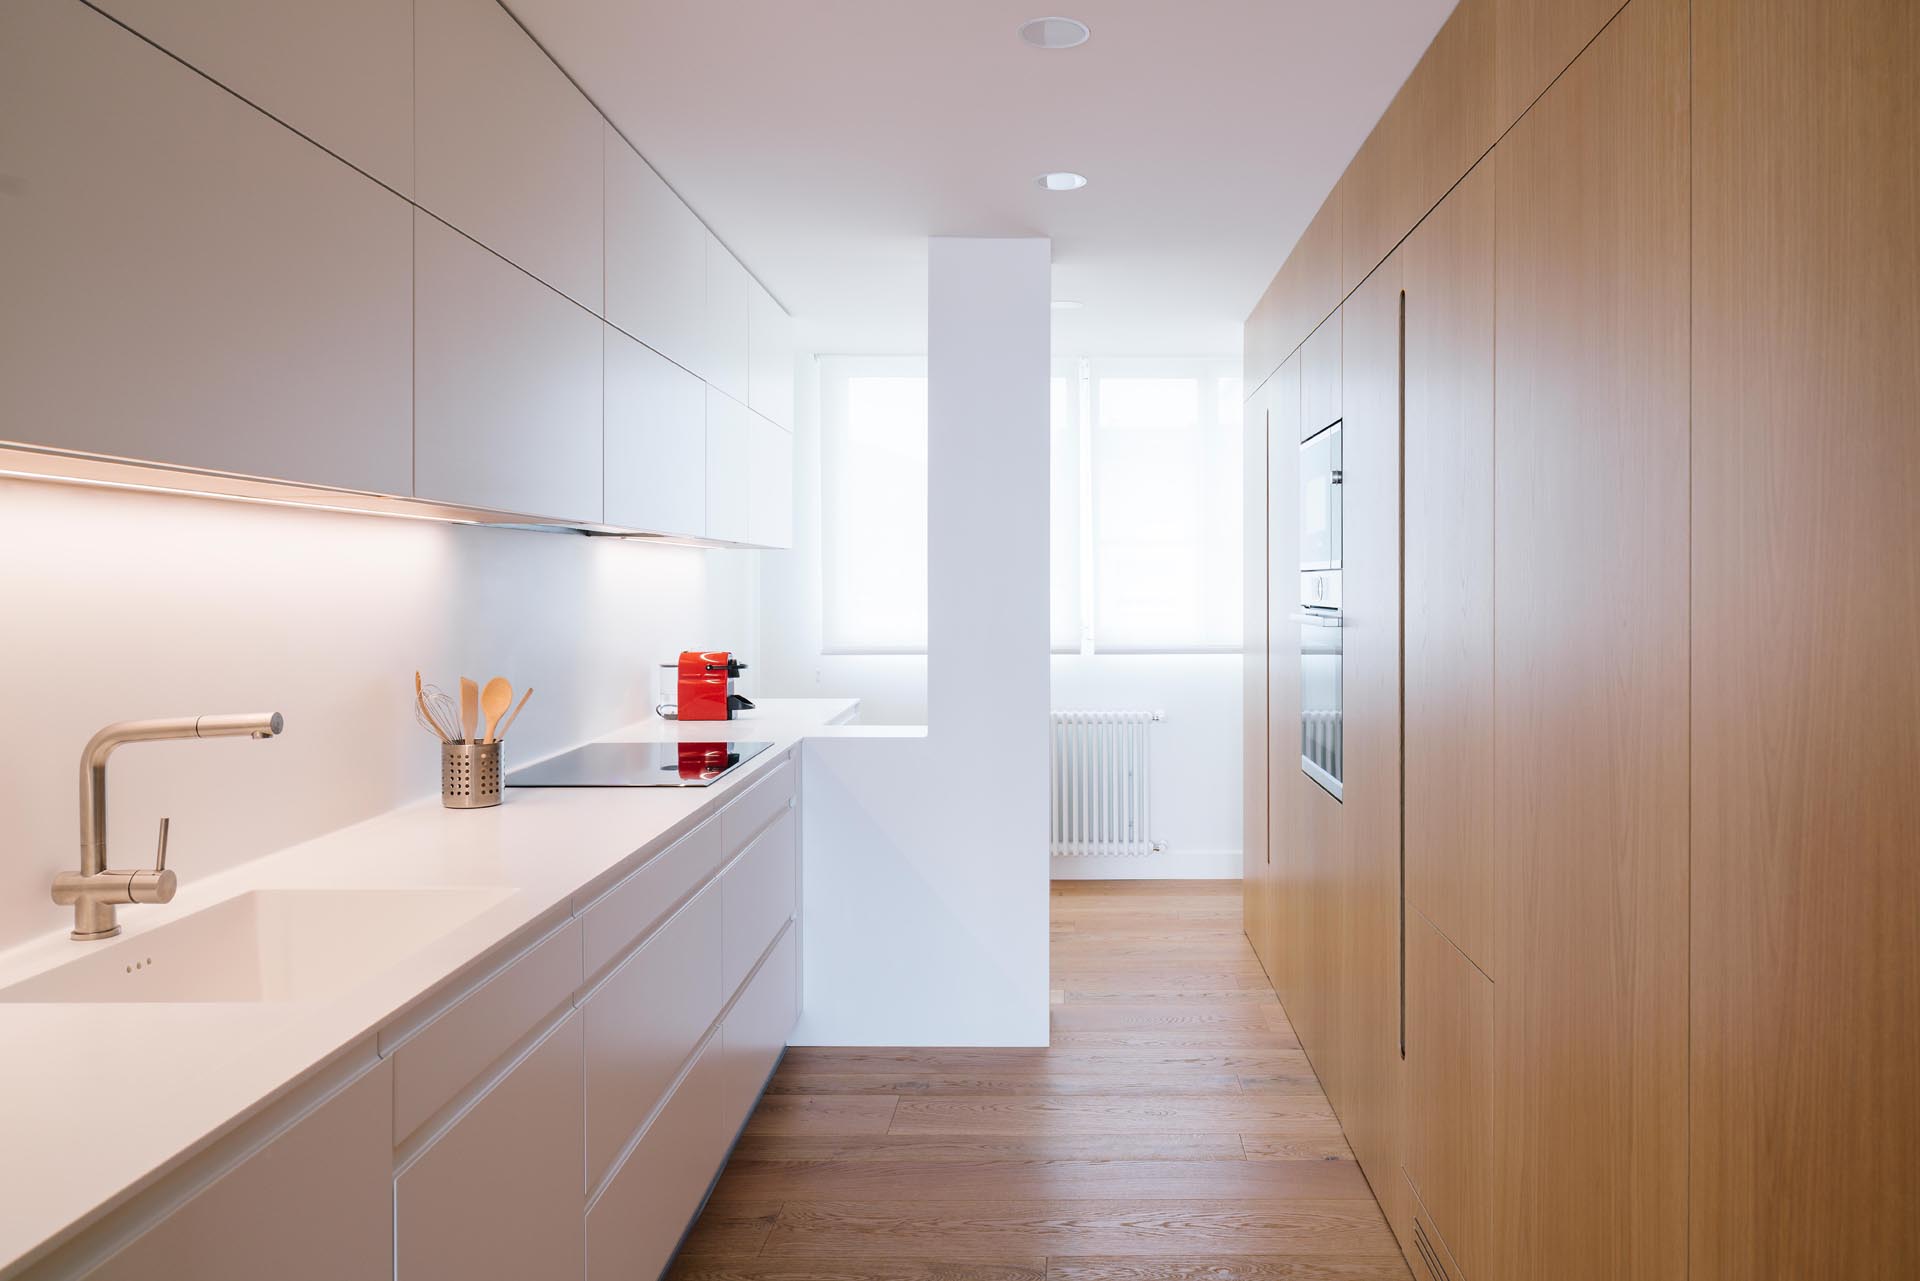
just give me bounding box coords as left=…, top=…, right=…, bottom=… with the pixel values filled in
left=794, top=237, right=1053, bottom=1045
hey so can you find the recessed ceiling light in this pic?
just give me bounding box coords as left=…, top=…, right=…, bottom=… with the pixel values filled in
left=1018, top=17, right=1091, bottom=49
left=1037, top=171, right=1088, bottom=192
left=1051, top=299, right=1084, bottom=311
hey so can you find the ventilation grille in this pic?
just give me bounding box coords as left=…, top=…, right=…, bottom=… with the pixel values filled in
left=1412, top=1215, right=1453, bottom=1281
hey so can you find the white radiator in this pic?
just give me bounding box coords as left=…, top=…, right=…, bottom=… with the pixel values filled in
left=1050, top=710, right=1162, bottom=857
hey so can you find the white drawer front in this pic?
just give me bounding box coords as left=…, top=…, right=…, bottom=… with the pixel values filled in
left=586, top=1034, right=728, bottom=1281
left=581, top=815, right=723, bottom=979
left=583, top=883, right=724, bottom=1187
left=396, top=1013, right=585, bottom=1281
left=720, top=756, right=795, bottom=857
left=721, top=806, right=798, bottom=995
left=721, top=923, right=798, bottom=1130
left=387, top=918, right=582, bottom=1144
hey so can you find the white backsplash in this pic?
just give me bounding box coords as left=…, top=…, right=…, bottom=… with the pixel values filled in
left=0, top=477, right=759, bottom=951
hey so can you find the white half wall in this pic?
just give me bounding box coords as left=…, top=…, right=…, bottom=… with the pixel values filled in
left=795, top=237, right=1052, bottom=1046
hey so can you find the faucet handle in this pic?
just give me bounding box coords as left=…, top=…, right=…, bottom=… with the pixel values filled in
left=154, top=816, right=169, bottom=872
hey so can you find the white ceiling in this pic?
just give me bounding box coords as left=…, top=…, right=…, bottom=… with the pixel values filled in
left=506, top=0, right=1455, bottom=358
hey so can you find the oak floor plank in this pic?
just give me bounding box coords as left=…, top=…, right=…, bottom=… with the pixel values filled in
left=778, top=1048, right=1314, bottom=1076
left=670, top=1260, right=1048, bottom=1281
left=710, top=1157, right=1377, bottom=1202
left=1044, top=1258, right=1411, bottom=1280
left=672, top=882, right=1393, bottom=1276
left=759, top=1200, right=1399, bottom=1259
left=677, top=1201, right=784, bottom=1258
left=889, top=1095, right=1339, bottom=1136
left=765, top=1071, right=1251, bottom=1097
left=744, top=1096, right=900, bottom=1136
left=728, top=1133, right=1254, bottom=1163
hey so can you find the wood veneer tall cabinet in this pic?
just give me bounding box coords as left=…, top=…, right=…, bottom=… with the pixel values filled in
left=1334, top=253, right=1407, bottom=1233
left=1239, top=0, right=1920, bottom=1274
left=1489, top=0, right=1690, bottom=1276
left=1689, top=0, right=1920, bottom=1275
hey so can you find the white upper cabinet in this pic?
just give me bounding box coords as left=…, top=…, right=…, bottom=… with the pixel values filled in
left=0, top=0, right=413, bottom=496
left=704, top=233, right=753, bottom=404
left=749, top=412, right=795, bottom=550
left=604, top=325, right=706, bottom=538
left=748, top=278, right=796, bottom=430
left=414, top=213, right=602, bottom=522
left=415, top=0, right=603, bottom=312
left=703, top=387, right=752, bottom=544
left=84, top=0, right=413, bottom=195
left=605, top=128, right=707, bottom=372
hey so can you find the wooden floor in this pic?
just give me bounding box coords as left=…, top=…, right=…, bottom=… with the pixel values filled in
left=667, top=880, right=1408, bottom=1280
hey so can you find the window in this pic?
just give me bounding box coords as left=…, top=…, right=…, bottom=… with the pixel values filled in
left=819, top=356, right=1242, bottom=654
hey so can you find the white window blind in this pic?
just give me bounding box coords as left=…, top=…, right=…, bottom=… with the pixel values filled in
left=819, top=356, right=1241, bottom=655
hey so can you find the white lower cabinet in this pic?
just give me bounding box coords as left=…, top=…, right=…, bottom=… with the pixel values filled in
left=586, top=1035, right=730, bottom=1281
left=584, top=885, right=724, bottom=1187
left=396, top=1013, right=586, bottom=1281
left=722, top=807, right=798, bottom=994
left=84, top=1060, right=393, bottom=1281
left=722, top=925, right=800, bottom=1124
left=56, top=752, right=804, bottom=1281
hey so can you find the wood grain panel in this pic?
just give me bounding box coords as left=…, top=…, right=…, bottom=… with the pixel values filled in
left=1492, top=0, right=1628, bottom=131
left=1340, top=0, right=1498, bottom=296
left=1334, top=248, right=1406, bottom=1237
left=1489, top=0, right=1690, bottom=1277
left=1689, top=0, right=1920, bottom=1276
left=1247, top=189, right=1346, bottom=394
left=1401, top=160, right=1496, bottom=972
left=1299, top=314, right=1343, bottom=440
left=1403, top=913, right=1491, bottom=1277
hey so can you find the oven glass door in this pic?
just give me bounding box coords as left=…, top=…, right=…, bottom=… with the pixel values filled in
left=1300, top=608, right=1343, bottom=799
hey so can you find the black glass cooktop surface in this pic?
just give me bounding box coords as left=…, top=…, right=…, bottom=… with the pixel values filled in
left=505, top=740, right=772, bottom=788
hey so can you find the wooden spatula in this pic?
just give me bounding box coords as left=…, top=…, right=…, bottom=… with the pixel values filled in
left=481, top=677, right=513, bottom=743
left=459, top=677, right=479, bottom=744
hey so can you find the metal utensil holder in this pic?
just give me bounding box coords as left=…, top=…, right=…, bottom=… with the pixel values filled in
left=441, top=740, right=502, bottom=809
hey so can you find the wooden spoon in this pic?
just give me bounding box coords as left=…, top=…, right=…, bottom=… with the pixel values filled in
left=459, top=677, right=479, bottom=744
left=481, top=677, right=513, bottom=743
left=495, top=687, right=534, bottom=741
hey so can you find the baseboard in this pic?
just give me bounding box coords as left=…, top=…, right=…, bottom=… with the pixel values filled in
left=1050, top=849, right=1241, bottom=880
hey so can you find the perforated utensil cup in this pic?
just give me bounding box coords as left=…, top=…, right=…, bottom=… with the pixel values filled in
left=441, top=740, right=502, bottom=809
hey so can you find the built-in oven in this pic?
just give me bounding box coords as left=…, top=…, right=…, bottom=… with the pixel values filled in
left=1298, top=420, right=1342, bottom=800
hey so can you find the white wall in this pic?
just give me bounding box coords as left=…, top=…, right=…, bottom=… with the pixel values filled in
left=0, top=478, right=757, bottom=952
left=761, top=350, right=1245, bottom=875
left=796, top=237, right=1053, bottom=1046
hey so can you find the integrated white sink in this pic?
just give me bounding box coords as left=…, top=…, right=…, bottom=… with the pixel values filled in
left=0, top=887, right=515, bottom=1004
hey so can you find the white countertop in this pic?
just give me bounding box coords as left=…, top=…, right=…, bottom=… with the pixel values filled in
left=0, top=698, right=859, bottom=1277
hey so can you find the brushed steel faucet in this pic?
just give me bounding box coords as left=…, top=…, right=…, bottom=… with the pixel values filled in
left=53, top=713, right=284, bottom=940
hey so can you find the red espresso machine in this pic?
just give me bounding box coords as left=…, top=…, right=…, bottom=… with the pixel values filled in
left=661, top=650, right=754, bottom=721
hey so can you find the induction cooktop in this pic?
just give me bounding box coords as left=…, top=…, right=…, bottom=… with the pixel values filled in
left=504, top=740, right=772, bottom=789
